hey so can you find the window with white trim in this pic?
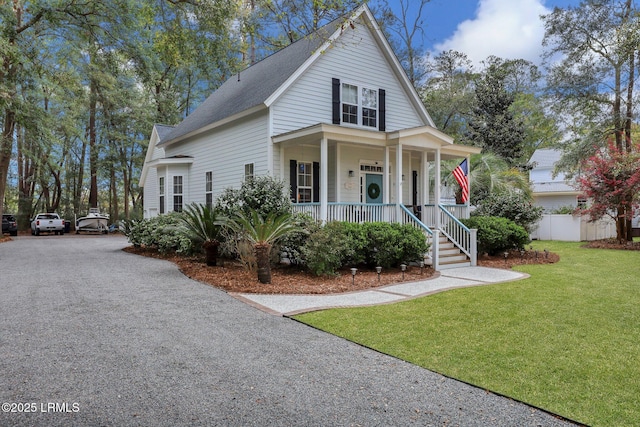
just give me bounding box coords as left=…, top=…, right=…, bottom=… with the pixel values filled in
left=159, top=176, right=165, bottom=214
left=244, top=163, right=254, bottom=182
left=205, top=171, right=213, bottom=208
left=362, top=88, right=378, bottom=127
left=341, top=83, right=377, bottom=128
left=173, top=176, right=183, bottom=212
left=341, top=84, right=358, bottom=124
left=297, top=162, right=312, bottom=203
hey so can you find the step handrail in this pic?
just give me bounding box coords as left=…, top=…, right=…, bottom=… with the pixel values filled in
left=438, top=204, right=471, bottom=258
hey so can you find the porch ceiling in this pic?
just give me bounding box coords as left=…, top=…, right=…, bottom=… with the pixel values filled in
left=272, top=123, right=481, bottom=159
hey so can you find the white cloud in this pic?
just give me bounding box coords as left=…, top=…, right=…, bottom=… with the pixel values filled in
left=434, top=0, right=551, bottom=67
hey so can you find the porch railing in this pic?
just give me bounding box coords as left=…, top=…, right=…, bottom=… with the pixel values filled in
left=291, top=203, right=398, bottom=223
left=438, top=204, right=477, bottom=266
left=423, top=204, right=470, bottom=227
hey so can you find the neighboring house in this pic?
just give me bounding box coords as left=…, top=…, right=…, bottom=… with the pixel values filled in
left=139, top=4, right=480, bottom=269
left=529, top=148, right=616, bottom=241
left=529, top=149, right=582, bottom=213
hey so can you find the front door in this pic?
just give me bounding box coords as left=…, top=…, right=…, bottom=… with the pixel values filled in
left=365, top=173, right=383, bottom=204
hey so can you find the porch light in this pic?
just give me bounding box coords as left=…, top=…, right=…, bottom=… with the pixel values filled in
left=350, top=268, right=358, bottom=285
left=375, top=266, right=382, bottom=282
left=348, top=170, right=354, bottom=177
left=400, top=264, right=407, bottom=280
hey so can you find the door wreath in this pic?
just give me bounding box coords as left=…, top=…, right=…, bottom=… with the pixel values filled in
left=367, top=182, right=381, bottom=200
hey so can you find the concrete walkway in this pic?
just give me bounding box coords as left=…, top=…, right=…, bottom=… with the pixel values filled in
left=235, top=267, right=528, bottom=316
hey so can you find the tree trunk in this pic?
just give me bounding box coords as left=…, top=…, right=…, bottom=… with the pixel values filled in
left=254, top=243, right=272, bottom=284
left=203, top=240, right=220, bottom=267
left=88, top=79, right=98, bottom=209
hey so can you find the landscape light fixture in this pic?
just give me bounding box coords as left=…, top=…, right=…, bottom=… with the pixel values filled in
left=375, top=266, right=382, bottom=282
left=400, top=264, right=407, bottom=280
left=350, top=268, right=358, bottom=285
left=419, top=261, right=424, bottom=275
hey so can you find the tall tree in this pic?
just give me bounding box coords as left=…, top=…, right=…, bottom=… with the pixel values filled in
left=420, top=50, right=476, bottom=140
left=465, top=58, right=528, bottom=168
left=543, top=0, right=640, bottom=240
left=379, top=0, right=431, bottom=86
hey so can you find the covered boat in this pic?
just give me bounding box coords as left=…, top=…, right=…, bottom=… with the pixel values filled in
left=75, top=208, right=109, bottom=234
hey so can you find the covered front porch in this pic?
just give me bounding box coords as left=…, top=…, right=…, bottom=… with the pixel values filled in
left=273, top=123, right=481, bottom=270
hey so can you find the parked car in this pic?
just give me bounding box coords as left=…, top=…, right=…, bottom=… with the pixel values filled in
left=31, top=213, right=65, bottom=236
left=2, top=214, right=18, bottom=236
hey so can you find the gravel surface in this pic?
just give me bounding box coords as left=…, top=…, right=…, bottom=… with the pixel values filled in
left=0, top=235, right=578, bottom=426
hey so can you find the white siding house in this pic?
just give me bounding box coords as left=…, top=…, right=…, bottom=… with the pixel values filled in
left=529, top=148, right=617, bottom=241
left=139, top=4, right=480, bottom=269
left=529, top=149, right=582, bottom=212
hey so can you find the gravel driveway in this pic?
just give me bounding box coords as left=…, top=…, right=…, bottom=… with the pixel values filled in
left=0, top=235, right=576, bottom=426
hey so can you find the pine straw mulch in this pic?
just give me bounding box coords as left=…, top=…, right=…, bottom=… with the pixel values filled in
left=123, top=245, right=436, bottom=294
left=122, top=245, right=562, bottom=295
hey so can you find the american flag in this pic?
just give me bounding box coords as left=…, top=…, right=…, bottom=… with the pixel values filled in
left=452, top=159, right=469, bottom=204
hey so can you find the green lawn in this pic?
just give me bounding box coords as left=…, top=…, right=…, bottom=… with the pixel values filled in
left=294, top=241, right=640, bottom=426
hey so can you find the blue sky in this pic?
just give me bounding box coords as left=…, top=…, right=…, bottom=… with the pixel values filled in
left=388, top=0, right=582, bottom=66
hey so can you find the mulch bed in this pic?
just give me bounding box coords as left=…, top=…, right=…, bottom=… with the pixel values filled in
left=123, top=245, right=436, bottom=294
left=582, top=238, right=640, bottom=251
left=123, top=245, right=562, bottom=295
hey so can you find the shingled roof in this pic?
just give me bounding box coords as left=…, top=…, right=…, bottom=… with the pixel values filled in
left=159, top=12, right=350, bottom=147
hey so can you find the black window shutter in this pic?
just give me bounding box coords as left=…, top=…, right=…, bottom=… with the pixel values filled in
left=290, top=159, right=298, bottom=202
left=313, top=162, right=320, bottom=203
left=332, top=78, right=341, bottom=125
left=379, top=89, right=386, bottom=131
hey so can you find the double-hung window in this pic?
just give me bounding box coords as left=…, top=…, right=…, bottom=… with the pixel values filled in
left=341, top=83, right=377, bottom=128
left=159, top=177, right=165, bottom=214
left=205, top=172, right=213, bottom=208
left=341, top=84, right=358, bottom=124
left=297, top=162, right=312, bottom=203
left=244, top=163, right=254, bottom=182
left=362, top=88, right=378, bottom=128
left=173, top=176, right=183, bottom=212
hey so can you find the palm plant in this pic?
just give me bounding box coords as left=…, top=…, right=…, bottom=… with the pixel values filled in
left=442, top=152, right=532, bottom=204
left=230, top=209, right=301, bottom=284
left=179, top=203, right=228, bottom=266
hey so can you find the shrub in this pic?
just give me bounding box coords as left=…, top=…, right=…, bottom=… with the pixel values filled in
left=462, top=216, right=530, bottom=255
left=301, top=222, right=355, bottom=276
left=363, top=222, right=428, bottom=268
left=472, top=192, right=543, bottom=233
left=302, top=222, right=430, bottom=275
left=278, top=213, right=321, bottom=265
left=216, top=176, right=291, bottom=220
left=125, top=212, right=195, bottom=255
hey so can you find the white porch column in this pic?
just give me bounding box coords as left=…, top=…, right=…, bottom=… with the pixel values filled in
left=279, top=144, right=285, bottom=181
left=421, top=151, right=429, bottom=206
left=336, top=143, right=342, bottom=202
left=395, top=143, right=403, bottom=219
left=383, top=146, right=390, bottom=204
left=320, top=137, right=328, bottom=223
left=434, top=148, right=441, bottom=229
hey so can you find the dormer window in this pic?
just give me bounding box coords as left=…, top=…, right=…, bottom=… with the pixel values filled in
left=333, top=78, right=385, bottom=131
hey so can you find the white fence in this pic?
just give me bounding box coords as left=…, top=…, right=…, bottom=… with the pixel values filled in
left=531, top=215, right=616, bottom=241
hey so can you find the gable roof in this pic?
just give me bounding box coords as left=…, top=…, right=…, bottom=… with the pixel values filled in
left=159, top=4, right=433, bottom=147
left=154, top=124, right=175, bottom=141
left=529, top=148, right=562, bottom=169
left=159, top=14, right=344, bottom=147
